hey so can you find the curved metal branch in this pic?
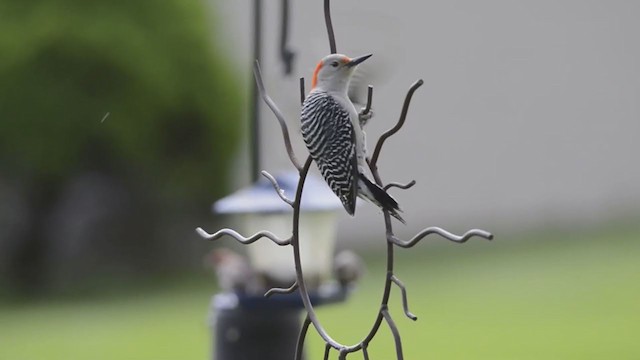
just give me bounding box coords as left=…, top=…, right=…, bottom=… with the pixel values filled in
left=195, top=227, right=291, bottom=246
left=359, top=86, right=374, bottom=128
left=292, top=157, right=345, bottom=348
left=390, top=275, right=417, bottom=321
left=369, top=79, right=424, bottom=168
left=389, top=227, right=493, bottom=248
left=295, top=315, right=312, bottom=360
left=363, top=85, right=373, bottom=115
left=383, top=180, right=416, bottom=191
left=324, top=0, right=337, bottom=53
left=323, top=343, right=332, bottom=360
left=362, top=344, right=370, bottom=360
left=382, top=308, right=404, bottom=360
left=253, top=61, right=303, bottom=171
left=264, top=281, right=298, bottom=298
left=339, top=348, right=348, bottom=359
left=261, top=170, right=294, bottom=206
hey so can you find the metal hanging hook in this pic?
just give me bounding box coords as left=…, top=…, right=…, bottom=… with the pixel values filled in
left=280, top=0, right=296, bottom=74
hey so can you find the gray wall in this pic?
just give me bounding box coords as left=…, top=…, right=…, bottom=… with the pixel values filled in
left=212, top=1, right=640, bottom=242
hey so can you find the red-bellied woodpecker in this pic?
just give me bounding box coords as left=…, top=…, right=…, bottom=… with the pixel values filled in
left=301, top=53, right=405, bottom=224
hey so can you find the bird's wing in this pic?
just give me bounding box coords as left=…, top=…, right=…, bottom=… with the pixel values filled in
left=301, top=91, right=358, bottom=215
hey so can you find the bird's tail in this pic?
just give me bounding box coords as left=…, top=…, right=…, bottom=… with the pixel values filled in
left=357, top=174, right=406, bottom=224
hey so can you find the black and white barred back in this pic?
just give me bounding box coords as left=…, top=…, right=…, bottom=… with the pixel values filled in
left=301, top=91, right=358, bottom=215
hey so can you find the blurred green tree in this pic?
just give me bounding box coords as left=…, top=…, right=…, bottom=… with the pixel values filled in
left=0, top=0, right=241, bottom=196
left=0, top=0, right=243, bottom=294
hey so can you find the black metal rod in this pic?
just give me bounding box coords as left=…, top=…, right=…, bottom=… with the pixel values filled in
left=280, top=0, right=295, bottom=74
left=295, top=316, right=312, bottom=360
left=323, top=343, right=332, bottom=360
left=264, top=281, right=298, bottom=298
left=250, top=0, right=263, bottom=182
left=382, top=308, right=404, bottom=360
left=390, top=275, right=418, bottom=321
left=384, top=180, right=417, bottom=191
left=324, top=0, right=337, bottom=53
left=363, top=85, right=373, bottom=114
left=369, top=80, right=424, bottom=169
left=253, top=62, right=303, bottom=171
left=362, top=344, right=370, bottom=360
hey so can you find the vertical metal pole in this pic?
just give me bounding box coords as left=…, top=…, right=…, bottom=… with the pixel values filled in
left=279, top=0, right=295, bottom=75
left=250, top=0, right=262, bottom=183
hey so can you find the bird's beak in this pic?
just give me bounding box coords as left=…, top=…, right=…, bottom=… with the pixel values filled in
left=346, top=53, right=372, bottom=68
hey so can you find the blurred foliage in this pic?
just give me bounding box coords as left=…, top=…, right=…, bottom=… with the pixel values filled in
left=0, top=0, right=244, bottom=295
left=0, top=0, right=242, bottom=200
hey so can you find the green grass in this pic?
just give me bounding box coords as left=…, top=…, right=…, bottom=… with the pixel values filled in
left=0, top=285, right=213, bottom=360
left=1, top=226, right=639, bottom=359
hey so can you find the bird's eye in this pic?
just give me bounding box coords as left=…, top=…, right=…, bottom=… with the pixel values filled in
left=330, top=61, right=339, bottom=68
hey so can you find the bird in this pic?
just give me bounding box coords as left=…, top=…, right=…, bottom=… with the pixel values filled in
left=300, top=53, right=405, bottom=223
left=333, top=250, right=365, bottom=288
left=205, top=248, right=263, bottom=294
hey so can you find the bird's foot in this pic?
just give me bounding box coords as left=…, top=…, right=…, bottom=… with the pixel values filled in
left=359, top=107, right=374, bottom=127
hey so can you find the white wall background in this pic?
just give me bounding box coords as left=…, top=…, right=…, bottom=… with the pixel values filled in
left=210, top=0, right=640, bottom=242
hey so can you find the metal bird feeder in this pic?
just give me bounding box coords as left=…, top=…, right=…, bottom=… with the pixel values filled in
left=208, top=173, right=348, bottom=360
left=213, top=171, right=342, bottom=288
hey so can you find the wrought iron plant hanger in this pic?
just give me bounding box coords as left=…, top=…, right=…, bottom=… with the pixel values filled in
left=197, top=1, right=494, bottom=358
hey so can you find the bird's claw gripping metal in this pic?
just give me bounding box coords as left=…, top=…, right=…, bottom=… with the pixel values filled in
left=359, top=107, right=374, bottom=127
